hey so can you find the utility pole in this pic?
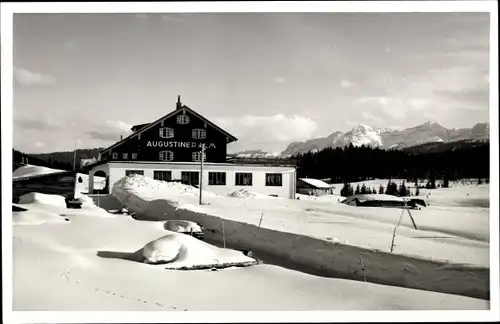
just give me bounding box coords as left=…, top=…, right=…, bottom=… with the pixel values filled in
left=72, top=128, right=79, bottom=172
left=199, top=144, right=205, bottom=205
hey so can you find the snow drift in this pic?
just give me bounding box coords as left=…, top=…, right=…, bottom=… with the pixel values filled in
left=142, top=232, right=257, bottom=269
left=112, top=175, right=490, bottom=300
left=227, top=189, right=276, bottom=199
left=13, top=206, right=70, bottom=226
left=18, top=192, right=67, bottom=207
left=164, top=220, right=202, bottom=233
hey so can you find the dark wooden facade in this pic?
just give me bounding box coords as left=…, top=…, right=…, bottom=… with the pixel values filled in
left=13, top=171, right=77, bottom=201
left=100, top=96, right=237, bottom=164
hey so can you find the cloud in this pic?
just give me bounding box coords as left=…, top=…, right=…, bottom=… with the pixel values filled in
left=86, top=120, right=133, bottom=142
left=361, top=111, right=384, bottom=124
left=215, top=114, right=318, bottom=144
left=63, top=40, right=77, bottom=49
left=272, top=77, right=286, bottom=83
left=355, top=96, right=429, bottom=120
left=14, top=118, right=61, bottom=131
left=15, top=67, right=56, bottom=86
left=34, top=141, right=44, bottom=148
left=340, top=80, right=355, bottom=88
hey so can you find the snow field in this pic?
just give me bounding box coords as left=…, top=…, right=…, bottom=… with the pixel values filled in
left=12, top=197, right=489, bottom=311
left=112, top=175, right=490, bottom=299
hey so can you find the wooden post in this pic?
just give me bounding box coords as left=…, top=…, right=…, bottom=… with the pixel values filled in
left=258, top=212, right=264, bottom=227
left=72, top=130, right=78, bottom=172
left=199, top=144, right=205, bottom=205
left=405, top=201, right=418, bottom=230
left=390, top=208, right=405, bottom=252
left=221, top=218, right=226, bottom=248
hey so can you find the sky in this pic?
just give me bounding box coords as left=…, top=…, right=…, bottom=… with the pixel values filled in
left=12, top=12, right=491, bottom=154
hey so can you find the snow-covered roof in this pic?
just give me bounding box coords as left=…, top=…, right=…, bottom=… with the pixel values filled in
left=299, top=178, right=332, bottom=189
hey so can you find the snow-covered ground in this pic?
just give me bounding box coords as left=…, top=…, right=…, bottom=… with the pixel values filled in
left=12, top=192, right=489, bottom=311
left=114, top=176, right=489, bottom=267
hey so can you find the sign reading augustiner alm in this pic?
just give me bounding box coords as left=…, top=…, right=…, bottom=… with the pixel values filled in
left=146, top=141, right=216, bottom=149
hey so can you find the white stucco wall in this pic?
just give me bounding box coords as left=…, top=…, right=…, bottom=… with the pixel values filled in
left=88, top=163, right=111, bottom=193
left=91, top=162, right=296, bottom=199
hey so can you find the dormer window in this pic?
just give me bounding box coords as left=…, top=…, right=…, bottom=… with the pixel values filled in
left=159, top=151, right=174, bottom=161
left=112, top=153, right=118, bottom=159
left=177, top=115, right=190, bottom=125
left=192, top=128, right=206, bottom=140
left=159, top=127, right=174, bottom=138
left=122, top=153, right=128, bottom=159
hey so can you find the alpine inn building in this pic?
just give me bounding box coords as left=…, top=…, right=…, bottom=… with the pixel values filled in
left=87, top=96, right=297, bottom=199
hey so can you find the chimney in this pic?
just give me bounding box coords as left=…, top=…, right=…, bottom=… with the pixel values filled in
left=120, top=135, right=123, bottom=140
left=176, top=95, right=182, bottom=110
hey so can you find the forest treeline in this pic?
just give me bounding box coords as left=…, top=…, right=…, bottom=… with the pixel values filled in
left=295, top=140, right=490, bottom=183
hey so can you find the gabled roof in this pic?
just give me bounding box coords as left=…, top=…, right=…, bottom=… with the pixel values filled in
left=100, top=104, right=238, bottom=155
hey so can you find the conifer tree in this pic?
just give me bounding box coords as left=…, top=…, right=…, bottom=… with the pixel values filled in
left=355, top=184, right=361, bottom=195
left=360, top=183, right=367, bottom=195
left=379, top=185, right=384, bottom=194
left=341, top=182, right=352, bottom=197
left=386, top=181, right=399, bottom=196
left=415, top=186, right=420, bottom=196
left=443, top=173, right=450, bottom=188
left=398, top=181, right=407, bottom=197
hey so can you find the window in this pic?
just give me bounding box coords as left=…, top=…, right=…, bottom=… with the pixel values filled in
left=159, top=151, right=174, bottom=161
left=192, top=151, right=207, bottom=162
left=266, top=173, right=283, bottom=186
left=192, top=128, right=206, bottom=139
left=209, top=172, right=226, bottom=185
left=112, top=153, right=118, bottom=159
left=177, top=115, right=190, bottom=125
left=154, top=171, right=172, bottom=182
left=181, top=171, right=199, bottom=186
left=122, top=153, right=128, bottom=159
left=125, top=170, right=144, bottom=177
left=159, top=127, right=174, bottom=139
left=235, top=173, right=252, bottom=186
left=131, top=153, right=138, bottom=160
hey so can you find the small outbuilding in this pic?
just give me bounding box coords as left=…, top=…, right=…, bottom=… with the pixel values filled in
left=296, top=178, right=335, bottom=196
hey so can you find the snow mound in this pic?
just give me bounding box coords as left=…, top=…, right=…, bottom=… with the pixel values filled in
left=342, top=194, right=405, bottom=204
left=13, top=208, right=70, bottom=226
left=113, top=175, right=218, bottom=200
left=69, top=195, right=116, bottom=218
left=142, top=233, right=256, bottom=269
left=164, top=220, right=202, bottom=233
left=18, top=192, right=67, bottom=207
left=227, top=189, right=274, bottom=199
left=13, top=164, right=65, bottom=179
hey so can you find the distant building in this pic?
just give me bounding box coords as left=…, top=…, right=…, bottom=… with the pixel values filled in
left=297, top=178, right=335, bottom=196
left=86, top=96, right=297, bottom=198
left=80, top=158, right=97, bottom=168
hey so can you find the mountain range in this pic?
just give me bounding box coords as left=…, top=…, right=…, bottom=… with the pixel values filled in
left=233, top=121, right=489, bottom=158
left=16, top=122, right=489, bottom=167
